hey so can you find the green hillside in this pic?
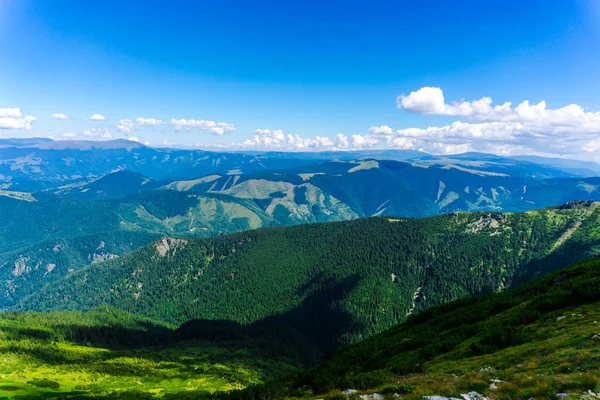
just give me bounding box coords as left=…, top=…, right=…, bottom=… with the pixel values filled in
left=3, top=255, right=600, bottom=399
left=16, top=202, right=600, bottom=354
left=222, top=257, right=600, bottom=400
left=0, top=307, right=311, bottom=399
left=0, top=186, right=354, bottom=309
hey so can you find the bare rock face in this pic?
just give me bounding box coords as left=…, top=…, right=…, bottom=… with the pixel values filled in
left=12, top=257, right=30, bottom=277
left=155, top=237, right=188, bottom=257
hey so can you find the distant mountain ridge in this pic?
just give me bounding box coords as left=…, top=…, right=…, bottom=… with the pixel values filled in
left=1, top=138, right=600, bottom=192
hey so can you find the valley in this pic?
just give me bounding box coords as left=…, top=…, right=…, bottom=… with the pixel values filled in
left=1, top=140, right=600, bottom=399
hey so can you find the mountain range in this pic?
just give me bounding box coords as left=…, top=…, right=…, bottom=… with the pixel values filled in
left=2, top=138, right=600, bottom=312
left=1, top=138, right=600, bottom=399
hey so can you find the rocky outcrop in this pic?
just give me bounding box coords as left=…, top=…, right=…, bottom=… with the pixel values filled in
left=155, top=237, right=188, bottom=257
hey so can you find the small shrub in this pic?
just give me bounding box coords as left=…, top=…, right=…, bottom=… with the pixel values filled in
left=323, top=390, right=347, bottom=400
left=381, top=383, right=416, bottom=394
left=27, top=379, right=60, bottom=389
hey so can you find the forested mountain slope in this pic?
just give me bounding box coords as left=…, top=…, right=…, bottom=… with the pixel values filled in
left=0, top=188, right=354, bottom=309
left=16, top=202, right=600, bottom=354
left=3, top=152, right=600, bottom=313
left=226, top=257, right=600, bottom=400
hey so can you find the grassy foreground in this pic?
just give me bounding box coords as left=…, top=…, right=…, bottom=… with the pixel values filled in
left=0, top=308, right=301, bottom=399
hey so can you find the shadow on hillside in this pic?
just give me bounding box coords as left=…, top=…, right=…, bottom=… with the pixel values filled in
left=4, top=274, right=365, bottom=375
left=178, top=273, right=365, bottom=358
left=513, top=230, right=596, bottom=288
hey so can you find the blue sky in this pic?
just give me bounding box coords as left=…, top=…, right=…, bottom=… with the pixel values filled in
left=1, top=0, right=600, bottom=159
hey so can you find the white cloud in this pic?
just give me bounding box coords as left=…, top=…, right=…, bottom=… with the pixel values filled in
left=398, top=87, right=600, bottom=133
left=170, top=119, right=236, bottom=135
left=82, top=128, right=112, bottom=140
left=243, top=129, right=287, bottom=148
left=389, top=87, right=600, bottom=160
left=52, top=113, right=69, bottom=120
left=90, top=114, right=106, bottom=121
left=368, top=125, right=394, bottom=135
left=116, top=116, right=236, bottom=135
left=583, top=139, right=600, bottom=153
left=62, top=132, right=77, bottom=138
left=388, top=137, right=416, bottom=149
left=398, top=87, right=498, bottom=117
left=240, top=129, right=348, bottom=151
left=0, top=108, right=36, bottom=129
left=136, top=117, right=164, bottom=126
left=335, top=134, right=349, bottom=148
left=352, top=134, right=379, bottom=148
left=128, top=136, right=140, bottom=142
left=0, top=108, right=23, bottom=118
left=117, top=119, right=135, bottom=133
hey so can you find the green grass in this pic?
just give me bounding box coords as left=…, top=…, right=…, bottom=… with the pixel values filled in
left=378, top=301, right=600, bottom=400
left=0, top=308, right=300, bottom=399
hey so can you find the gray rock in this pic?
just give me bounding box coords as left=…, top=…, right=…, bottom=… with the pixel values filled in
left=461, top=392, right=489, bottom=400
left=582, top=390, right=600, bottom=399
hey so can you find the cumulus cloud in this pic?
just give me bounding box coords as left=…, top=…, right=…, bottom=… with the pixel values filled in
left=240, top=129, right=346, bottom=150
left=388, top=87, right=600, bottom=160
left=52, top=113, right=69, bottom=120
left=368, top=125, right=394, bottom=135
left=90, top=114, right=106, bottom=121
left=117, top=119, right=135, bottom=133
left=170, top=119, right=236, bottom=135
left=352, top=134, right=379, bottom=148
left=335, top=134, right=349, bottom=148
left=82, top=128, right=112, bottom=140
left=397, top=87, right=498, bottom=117
left=116, top=117, right=236, bottom=135
left=0, top=108, right=36, bottom=129
left=62, top=132, right=77, bottom=138
left=397, top=87, right=600, bottom=133
left=0, top=108, right=22, bottom=118
left=128, top=136, right=140, bottom=142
